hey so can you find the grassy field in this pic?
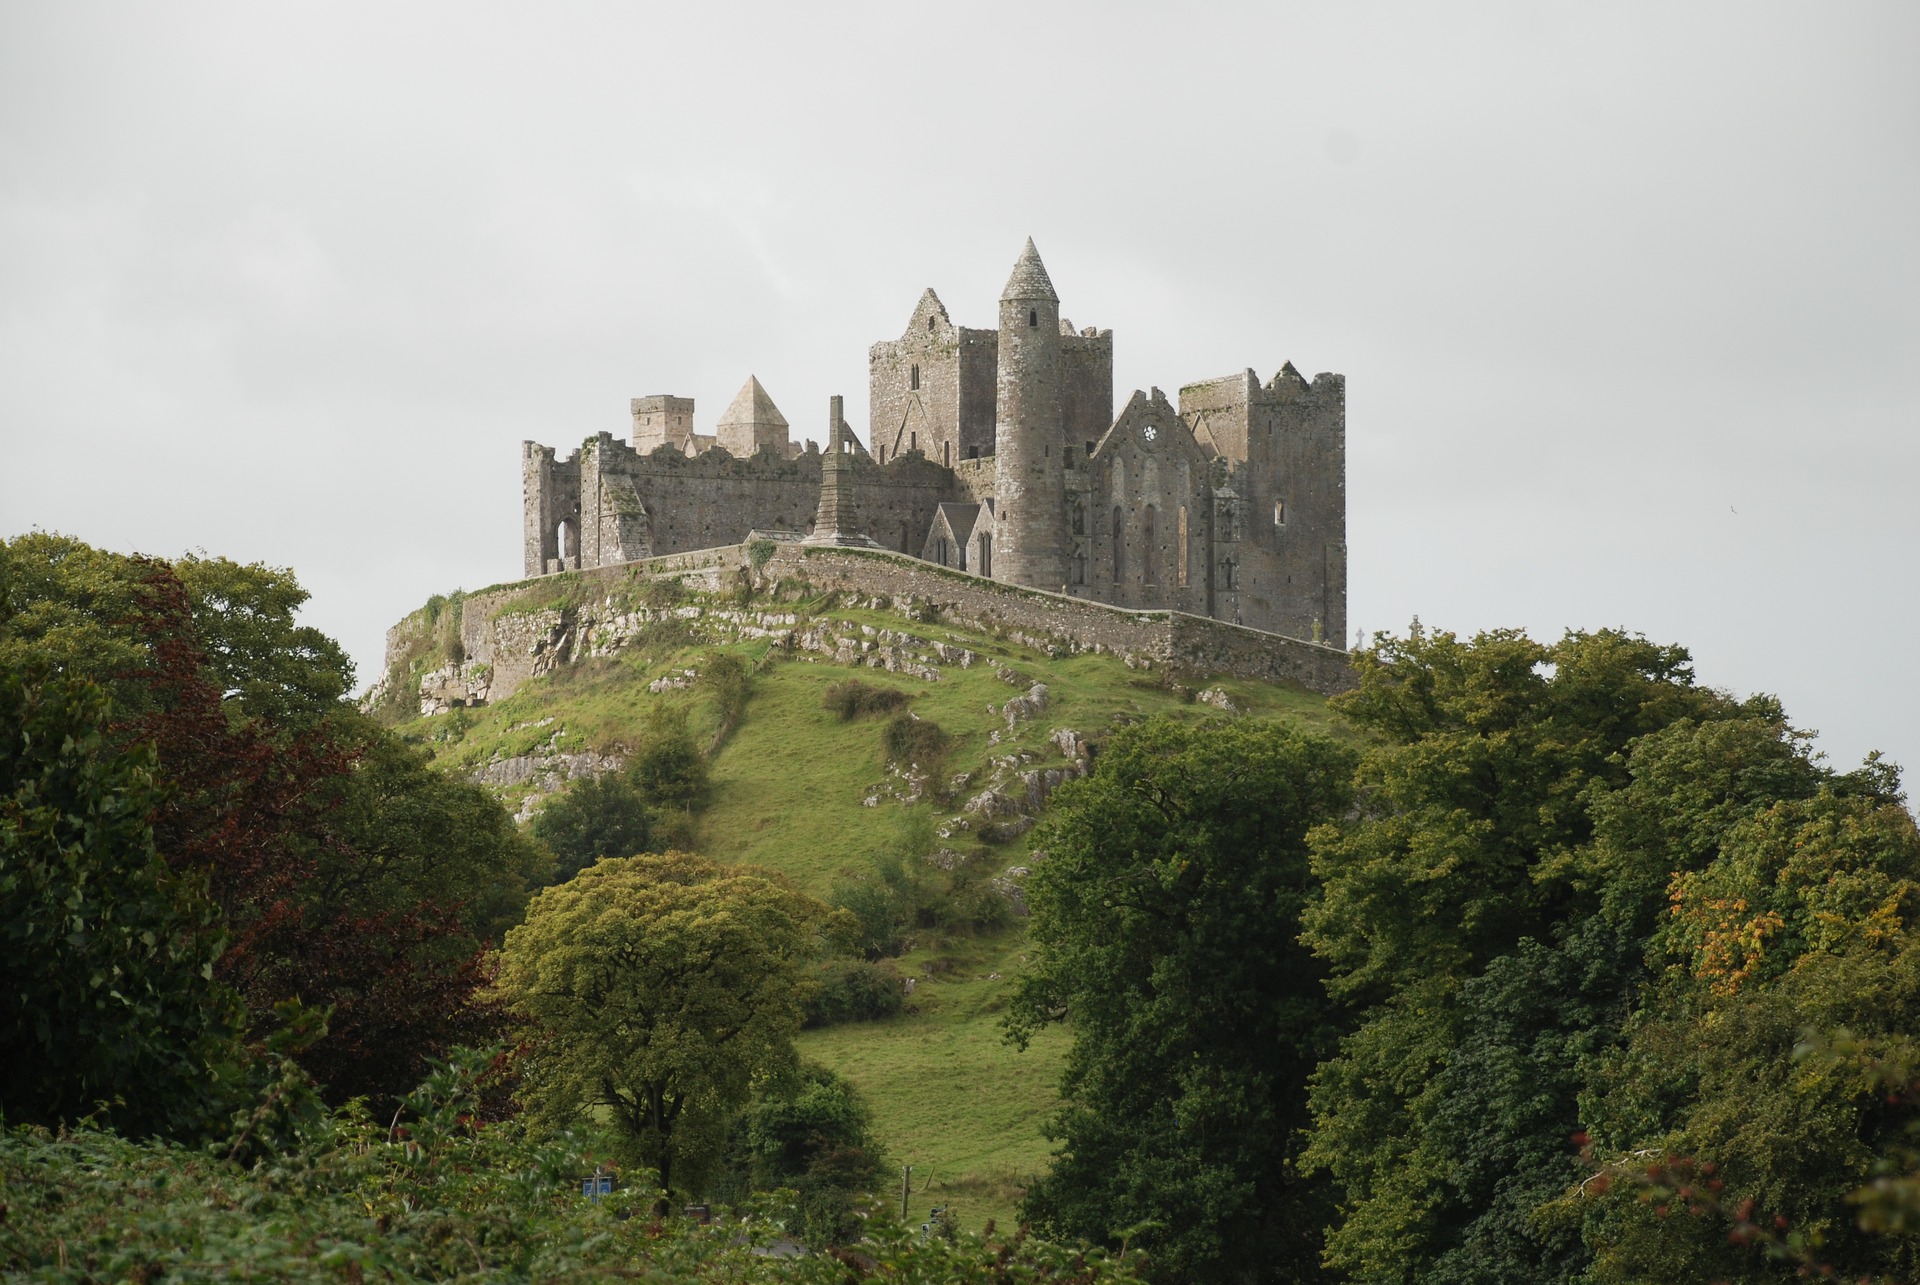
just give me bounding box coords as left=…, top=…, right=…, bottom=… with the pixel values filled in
left=798, top=929, right=1067, bottom=1233
left=388, top=583, right=1341, bottom=1229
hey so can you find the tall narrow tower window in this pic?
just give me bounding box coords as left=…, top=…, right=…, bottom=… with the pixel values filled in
left=927, top=315, right=935, bottom=331
left=1028, top=309, right=1037, bottom=328
left=1112, top=506, right=1125, bottom=585
left=910, top=364, right=919, bottom=390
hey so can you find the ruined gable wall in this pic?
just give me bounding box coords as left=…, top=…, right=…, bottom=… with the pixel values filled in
left=869, top=329, right=960, bottom=465
left=1083, top=393, right=1211, bottom=616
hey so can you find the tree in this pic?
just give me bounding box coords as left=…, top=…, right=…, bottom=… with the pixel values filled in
left=1007, top=717, right=1357, bottom=1283
left=1573, top=775, right=1920, bottom=1283
left=0, top=671, right=244, bottom=1137
left=1, top=535, right=545, bottom=1109
left=1298, top=626, right=1760, bottom=1284
left=531, top=768, right=656, bottom=882
left=719, top=1061, right=887, bottom=1246
left=0, top=532, right=351, bottom=733
left=492, top=851, right=842, bottom=1195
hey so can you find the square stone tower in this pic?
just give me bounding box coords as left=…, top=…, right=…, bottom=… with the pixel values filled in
left=631, top=395, right=694, bottom=454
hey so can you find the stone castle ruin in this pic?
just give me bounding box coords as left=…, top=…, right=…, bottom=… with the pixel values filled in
left=522, top=239, right=1345, bottom=643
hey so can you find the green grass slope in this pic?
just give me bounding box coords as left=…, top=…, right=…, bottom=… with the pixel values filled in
left=384, top=583, right=1342, bottom=1229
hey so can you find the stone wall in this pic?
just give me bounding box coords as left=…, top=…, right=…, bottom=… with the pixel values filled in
left=421, top=543, right=1354, bottom=709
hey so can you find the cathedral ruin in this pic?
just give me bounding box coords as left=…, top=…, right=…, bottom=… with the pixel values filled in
left=521, top=240, right=1346, bottom=643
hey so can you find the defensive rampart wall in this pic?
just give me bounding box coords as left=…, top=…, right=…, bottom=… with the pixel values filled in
left=410, top=542, right=1354, bottom=707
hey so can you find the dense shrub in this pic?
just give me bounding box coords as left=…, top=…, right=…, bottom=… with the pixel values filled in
left=823, top=679, right=911, bottom=721
left=0, top=1049, right=1148, bottom=1281
left=882, top=714, right=947, bottom=767
left=802, top=959, right=906, bottom=1028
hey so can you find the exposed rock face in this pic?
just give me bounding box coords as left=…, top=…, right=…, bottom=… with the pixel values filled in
left=1001, top=682, right=1049, bottom=729
left=1196, top=686, right=1238, bottom=712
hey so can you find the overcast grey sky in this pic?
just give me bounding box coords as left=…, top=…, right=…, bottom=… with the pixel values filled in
left=3, top=1, right=1915, bottom=776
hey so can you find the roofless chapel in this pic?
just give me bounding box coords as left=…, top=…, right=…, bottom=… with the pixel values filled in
left=520, top=239, right=1346, bottom=644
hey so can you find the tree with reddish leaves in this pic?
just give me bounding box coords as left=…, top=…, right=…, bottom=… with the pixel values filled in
left=1, top=535, right=546, bottom=1115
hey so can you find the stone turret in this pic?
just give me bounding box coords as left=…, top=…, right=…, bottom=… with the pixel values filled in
left=991, top=238, right=1068, bottom=590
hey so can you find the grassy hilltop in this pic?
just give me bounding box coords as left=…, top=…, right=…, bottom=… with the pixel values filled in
left=380, top=577, right=1339, bottom=1229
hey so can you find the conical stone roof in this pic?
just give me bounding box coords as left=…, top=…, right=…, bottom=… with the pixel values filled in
left=715, top=375, right=788, bottom=429
left=1000, top=237, right=1059, bottom=303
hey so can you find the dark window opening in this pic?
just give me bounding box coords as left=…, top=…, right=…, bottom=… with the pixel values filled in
left=910, top=364, right=919, bottom=390
left=901, top=523, right=911, bottom=554
left=1111, top=506, right=1125, bottom=585
left=1028, top=308, right=1037, bottom=328
left=927, top=315, right=935, bottom=331
left=878, top=446, right=886, bottom=464
left=979, top=534, right=992, bottom=578
left=910, top=431, right=917, bottom=452
left=944, top=441, right=951, bottom=466
left=936, top=537, right=949, bottom=566
left=968, top=445, right=979, bottom=460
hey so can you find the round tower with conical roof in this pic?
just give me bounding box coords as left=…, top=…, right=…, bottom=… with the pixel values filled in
left=992, top=237, right=1068, bottom=590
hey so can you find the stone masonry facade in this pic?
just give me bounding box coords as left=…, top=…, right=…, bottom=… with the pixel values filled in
left=522, top=239, right=1346, bottom=645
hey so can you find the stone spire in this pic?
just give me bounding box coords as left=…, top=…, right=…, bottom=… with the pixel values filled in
left=1000, top=237, right=1059, bottom=303
left=714, top=374, right=790, bottom=457
left=804, top=395, right=879, bottom=547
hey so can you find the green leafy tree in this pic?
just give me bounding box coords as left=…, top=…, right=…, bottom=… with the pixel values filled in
left=1573, top=776, right=1920, bottom=1283
left=493, top=851, right=844, bottom=1195
left=728, top=1061, right=887, bottom=1246
left=1298, top=626, right=1757, bottom=1283
left=0, top=532, right=351, bottom=733
left=0, top=672, right=244, bottom=1137
left=1008, top=717, right=1357, bottom=1283
left=1, top=535, right=544, bottom=1109
left=532, top=770, right=657, bottom=883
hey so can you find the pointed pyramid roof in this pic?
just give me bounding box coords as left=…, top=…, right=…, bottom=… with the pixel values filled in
left=1000, top=237, right=1059, bottom=303
left=715, top=375, right=788, bottom=429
